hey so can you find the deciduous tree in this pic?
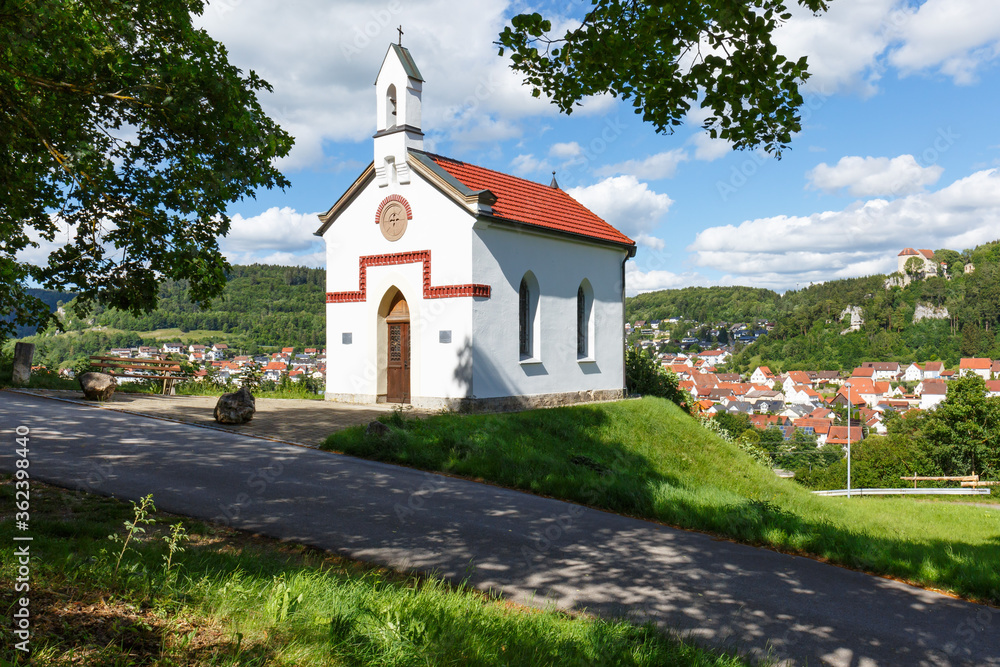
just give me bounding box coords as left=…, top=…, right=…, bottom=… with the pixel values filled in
left=498, top=0, right=828, bottom=157
left=2, top=0, right=293, bottom=341
left=922, top=374, right=1000, bottom=477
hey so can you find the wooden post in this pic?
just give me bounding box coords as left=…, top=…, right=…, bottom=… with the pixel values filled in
left=12, top=342, right=35, bottom=385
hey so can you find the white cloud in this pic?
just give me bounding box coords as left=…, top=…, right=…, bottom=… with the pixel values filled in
left=219, top=207, right=325, bottom=267
left=195, top=0, right=559, bottom=171
left=597, top=149, right=689, bottom=179
left=689, top=131, right=732, bottom=162
left=772, top=0, right=1000, bottom=96
left=509, top=153, right=551, bottom=176
left=549, top=142, right=583, bottom=159
left=633, top=234, right=666, bottom=251
left=15, top=217, right=76, bottom=268
left=688, top=168, right=1000, bottom=291
left=567, top=176, right=673, bottom=244
left=625, top=265, right=711, bottom=296
left=773, top=0, right=897, bottom=96
left=889, top=0, right=1000, bottom=84
left=807, top=154, right=944, bottom=197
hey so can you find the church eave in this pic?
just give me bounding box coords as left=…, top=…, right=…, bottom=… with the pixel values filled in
left=315, top=163, right=376, bottom=236
left=478, top=213, right=637, bottom=257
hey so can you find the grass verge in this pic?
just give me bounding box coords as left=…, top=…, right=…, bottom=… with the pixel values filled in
left=0, top=476, right=752, bottom=666
left=322, top=398, right=1000, bottom=605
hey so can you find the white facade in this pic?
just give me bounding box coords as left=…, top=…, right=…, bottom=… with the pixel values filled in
left=750, top=367, right=775, bottom=387
left=317, top=45, right=633, bottom=409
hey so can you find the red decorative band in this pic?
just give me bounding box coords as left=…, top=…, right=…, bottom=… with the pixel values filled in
left=374, top=194, right=413, bottom=224
left=326, top=250, right=491, bottom=303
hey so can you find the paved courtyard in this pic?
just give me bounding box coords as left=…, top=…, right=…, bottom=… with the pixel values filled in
left=10, top=389, right=430, bottom=447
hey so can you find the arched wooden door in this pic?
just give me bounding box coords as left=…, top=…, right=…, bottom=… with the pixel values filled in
left=385, top=294, right=410, bottom=403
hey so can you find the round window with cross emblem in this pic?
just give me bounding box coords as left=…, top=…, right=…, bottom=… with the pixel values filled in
left=379, top=201, right=408, bottom=241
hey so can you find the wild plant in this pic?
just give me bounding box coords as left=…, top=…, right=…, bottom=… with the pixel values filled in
left=109, top=493, right=156, bottom=575
left=162, top=521, right=190, bottom=572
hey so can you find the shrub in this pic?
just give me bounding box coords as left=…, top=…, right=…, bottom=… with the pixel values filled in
left=625, top=347, right=691, bottom=412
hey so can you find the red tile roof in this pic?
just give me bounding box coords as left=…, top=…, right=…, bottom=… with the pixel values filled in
left=960, top=357, right=992, bottom=369
left=424, top=153, right=635, bottom=248
left=827, top=426, right=865, bottom=444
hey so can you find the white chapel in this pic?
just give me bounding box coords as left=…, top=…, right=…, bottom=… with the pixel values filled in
left=316, top=44, right=636, bottom=410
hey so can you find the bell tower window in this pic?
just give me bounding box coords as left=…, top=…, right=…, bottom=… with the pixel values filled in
left=386, top=84, right=397, bottom=129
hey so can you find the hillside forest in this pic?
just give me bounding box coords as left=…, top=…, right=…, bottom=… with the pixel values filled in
left=6, top=265, right=325, bottom=369
left=625, top=241, right=1000, bottom=372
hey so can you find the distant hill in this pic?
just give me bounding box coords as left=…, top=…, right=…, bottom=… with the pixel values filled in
left=82, top=264, right=326, bottom=346
left=626, top=286, right=781, bottom=325
left=10, top=265, right=325, bottom=368
left=3, top=288, right=77, bottom=338
left=627, top=240, right=1000, bottom=372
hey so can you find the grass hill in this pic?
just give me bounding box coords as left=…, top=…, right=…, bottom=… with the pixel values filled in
left=6, top=265, right=325, bottom=368
left=626, top=240, right=1000, bottom=371
left=323, top=398, right=1000, bottom=605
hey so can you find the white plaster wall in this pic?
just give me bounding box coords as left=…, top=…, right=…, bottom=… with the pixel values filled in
left=470, top=222, right=628, bottom=399
left=322, top=168, right=476, bottom=402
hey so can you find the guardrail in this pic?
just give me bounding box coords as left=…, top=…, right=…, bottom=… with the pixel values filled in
left=813, top=488, right=992, bottom=497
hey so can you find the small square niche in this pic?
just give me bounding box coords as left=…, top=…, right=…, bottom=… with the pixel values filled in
left=439, top=330, right=452, bottom=344
left=342, top=332, right=352, bottom=345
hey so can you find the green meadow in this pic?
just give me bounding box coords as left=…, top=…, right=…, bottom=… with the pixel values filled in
left=0, top=477, right=751, bottom=666
left=323, top=397, right=1000, bottom=605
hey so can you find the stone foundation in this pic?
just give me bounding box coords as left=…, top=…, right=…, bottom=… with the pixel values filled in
left=325, top=388, right=625, bottom=413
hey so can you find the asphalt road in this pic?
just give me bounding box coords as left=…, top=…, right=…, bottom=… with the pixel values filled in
left=2, top=390, right=998, bottom=666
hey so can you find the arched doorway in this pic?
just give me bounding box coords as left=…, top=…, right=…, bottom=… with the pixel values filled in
left=384, top=292, right=410, bottom=403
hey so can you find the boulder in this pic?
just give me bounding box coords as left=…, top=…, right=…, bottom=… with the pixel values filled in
left=79, top=372, right=117, bottom=401
left=365, top=420, right=391, bottom=439
left=214, top=386, right=256, bottom=424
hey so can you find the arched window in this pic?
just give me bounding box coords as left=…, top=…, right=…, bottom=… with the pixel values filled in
left=386, top=84, right=397, bottom=128
left=577, top=279, right=594, bottom=360
left=519, top=277, right=530, bottom=357
left=518, top=272, right=539, bottom=360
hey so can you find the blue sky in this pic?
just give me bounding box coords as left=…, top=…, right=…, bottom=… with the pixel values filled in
left=179, top=0, right=1000, bottom=294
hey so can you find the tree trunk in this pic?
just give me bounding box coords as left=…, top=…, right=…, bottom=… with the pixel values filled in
left=12, top=342, right=35, bottom=385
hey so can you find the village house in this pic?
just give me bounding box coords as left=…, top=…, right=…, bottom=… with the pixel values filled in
left=902, top=361, right=943, bottom=382
left=862, top=362, right=901, bottom=381
left=318, top=44, right=635, bottom=408
left=781, top=371, right=813, bottom=395
left=897, top=248, right=936, bottom=276
left=918, top=380, right=948, bottom=410
left=959, top=357, right=993, bottom=380
left=791, top=418, right=833, bottom=445
left=750, top=366, right=776, bottom=387
left=827, top=425, right=865, bottom=447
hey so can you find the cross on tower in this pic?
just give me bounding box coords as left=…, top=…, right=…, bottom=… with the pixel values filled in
left=397, top=25, right=404, bottom=45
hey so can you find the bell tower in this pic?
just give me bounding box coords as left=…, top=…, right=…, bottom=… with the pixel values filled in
left=374, top=43, right=424, bottom=187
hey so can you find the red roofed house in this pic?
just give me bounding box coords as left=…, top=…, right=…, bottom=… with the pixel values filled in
left=750, top=366, right=776, bottom=388
left=791, top=418, right=833, bottom=445
left=782, top=371, right=813, bottom=394
left=827, top=426, right=865, bottom=447
left=897, top=248, right=936, bottom=277
left=959, top=357, right=993, bottom=380
left=316, top=45, right=635, bottom=409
